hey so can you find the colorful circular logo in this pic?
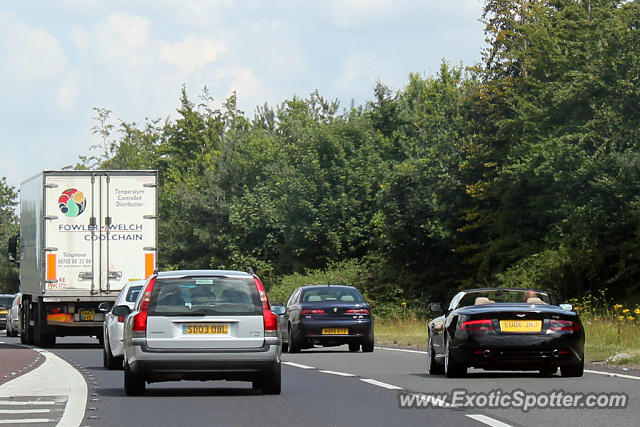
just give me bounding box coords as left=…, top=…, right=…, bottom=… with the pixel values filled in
left=59, top=189, right=86, bottom=217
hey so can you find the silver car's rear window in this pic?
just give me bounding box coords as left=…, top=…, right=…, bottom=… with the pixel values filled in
left=148, top=277, right=261, bottom=316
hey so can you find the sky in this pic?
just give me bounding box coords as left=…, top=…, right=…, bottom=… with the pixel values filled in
left=0, top=0, right=486, bottom=189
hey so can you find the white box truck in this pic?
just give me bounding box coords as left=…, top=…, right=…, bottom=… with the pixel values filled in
left=7, top=170, right=158, bottom=346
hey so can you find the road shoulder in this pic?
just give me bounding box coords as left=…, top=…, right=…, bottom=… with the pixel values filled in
left=0, top=346, right=88, bottom=427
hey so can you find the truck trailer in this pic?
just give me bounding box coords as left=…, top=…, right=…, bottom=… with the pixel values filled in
left=7, top=170, right=158, bottom=347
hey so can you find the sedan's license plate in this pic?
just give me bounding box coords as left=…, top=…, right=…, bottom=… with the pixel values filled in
left=0, top=309, right=7, bottom=314
left=79, top=309, right=94, bottom=321
left=500, top=320, right=542, bottom=332
left=183, top=324, right=229, bottom=335
left=321, top=328, right=349, bottom=335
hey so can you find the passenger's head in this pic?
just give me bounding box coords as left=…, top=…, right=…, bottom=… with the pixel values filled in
left=524, top=290, right=537, bottom=301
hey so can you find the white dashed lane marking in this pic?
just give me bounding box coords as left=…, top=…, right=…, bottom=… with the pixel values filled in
left=466, top=414, right=513, bottom=427
left=282, top=361, right=315, bottom=369
left=359, top=378, right=403, bottom=390
left=318, top=370, right=356, bottom=377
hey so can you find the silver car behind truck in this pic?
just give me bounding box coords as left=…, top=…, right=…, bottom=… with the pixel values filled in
left=119, top=270, right=281, bottom=395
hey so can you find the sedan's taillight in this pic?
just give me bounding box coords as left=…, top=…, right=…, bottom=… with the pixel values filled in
left=254, top=277, right=278, bottom=333
left=301, top=309, right=325, bottom=315
left=460, top=319, right=494, bottom=331
left=549, top=319, right=580, bottom=331
left=132, top=276, right=156, bottom=335
left=346, top=309, right=370, bottom=315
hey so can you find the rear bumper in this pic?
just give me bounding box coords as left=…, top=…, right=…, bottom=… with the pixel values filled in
left=298, top=318, right=372, bottom=344
left=450, top=332, right=584, bottom=369
left=126, top=337, right=280, bottom=381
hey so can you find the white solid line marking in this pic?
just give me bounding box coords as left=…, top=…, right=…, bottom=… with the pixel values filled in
left=360, top=378, right=402, bottom=390
left=0, top=409, right=51, bottom=414
left=0, top=401, right=58, bottom=406
left=318, top=370, right=356, bottom=377
left=0, top=420, right=53, bottom=424
left=585, top=369, right=640, bottom=381
left=376, top=346, right=427, bottom=354
left=466, top=414, right=513, bottom=427
left=282, top=361, right=315, bottom=370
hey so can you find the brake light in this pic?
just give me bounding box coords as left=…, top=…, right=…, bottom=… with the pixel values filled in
left=132, top=311, right=148, bottom=332
left=346, top=308, right=370, bottom=315
left=460, top=319, right=494, bottom=331
left=549, top=319, right=580, bottom=331
left=301, top=309, right=325, bottom=315
left=117, top=316, right=125, bottom=323
left=254, top=277, right=278, bottom=331
left=47, top=305, right=65, bottom=315
left=132, top=276, right=156, bottom=333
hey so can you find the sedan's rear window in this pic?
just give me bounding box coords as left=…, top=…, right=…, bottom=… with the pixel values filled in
left=126, top=286, right=143, bottom=303
left=148, top=277, right=261, bottom=316
left=301, top=287, right=364, bottom=303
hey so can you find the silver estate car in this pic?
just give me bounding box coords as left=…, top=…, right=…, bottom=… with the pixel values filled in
left=118, top=270, right=281, bottom=395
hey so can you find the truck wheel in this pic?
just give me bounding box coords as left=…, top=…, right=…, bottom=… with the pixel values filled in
left=35, top=330, right=55, bottom=348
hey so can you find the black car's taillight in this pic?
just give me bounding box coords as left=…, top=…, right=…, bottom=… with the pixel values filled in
left=346, top=309, right=370, bottom=315
left=460, top=319, right=494, bottom=331
left=301, top=309, right=325, bottom=315
left=549, top=319, right=580, bottom=331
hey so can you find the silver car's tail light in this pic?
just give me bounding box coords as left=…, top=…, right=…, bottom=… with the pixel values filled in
left=254, top=276, right=278, bottom=337
left=132, top=275, right=156, bottom=338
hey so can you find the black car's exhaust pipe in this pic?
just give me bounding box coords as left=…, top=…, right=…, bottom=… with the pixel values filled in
left=483, top=349, right=491, bottom=358
left=552, top=349, right=560, bottom=358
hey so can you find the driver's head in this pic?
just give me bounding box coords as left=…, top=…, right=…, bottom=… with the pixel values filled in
left=524, top=290, right=537, bottom=301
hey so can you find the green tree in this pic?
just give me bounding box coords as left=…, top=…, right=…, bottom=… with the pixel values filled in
left=0, top=177, right=19, bottom=293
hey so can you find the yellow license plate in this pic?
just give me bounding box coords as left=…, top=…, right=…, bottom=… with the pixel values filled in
left=321, top=328, right=349, bottom=335
left=0, top=309, right=7, bottom=314
left=183, top=324, right=229, bottom=335
left=79, top=309, right=94, bottom=321
left=500, top=320, right=542, bottom=332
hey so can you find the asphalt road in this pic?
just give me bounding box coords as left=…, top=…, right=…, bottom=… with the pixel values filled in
left=2, top=333, right=638, bottom=427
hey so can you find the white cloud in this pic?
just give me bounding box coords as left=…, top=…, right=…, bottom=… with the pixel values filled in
left=0, top=12, right=68, bottom=82
left=158, top=36, right=226, bottom=77
left=70, top=25, right=90, bottom=51
left=336, top=52, right=385, bottom=93
left=57, top=77, right=78, bottom=112
left=94, top=13, right=153, bottom=69
left=226, top=66, right=276, bottom=112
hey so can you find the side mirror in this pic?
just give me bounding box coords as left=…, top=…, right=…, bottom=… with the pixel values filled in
left=112, top=305, right=132, bottom=317
left=271, top=305, right=286, bottom=315
left=559, top=303, right=573, bottom=311
left=429, top=302, right=443, bottom=313
left=7, top=235, right=19, bottom=264
left=98, top=302, right=112, bottom=312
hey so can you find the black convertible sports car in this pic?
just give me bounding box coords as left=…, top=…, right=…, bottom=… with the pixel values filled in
left=427, top=288, right=584, bottom=378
